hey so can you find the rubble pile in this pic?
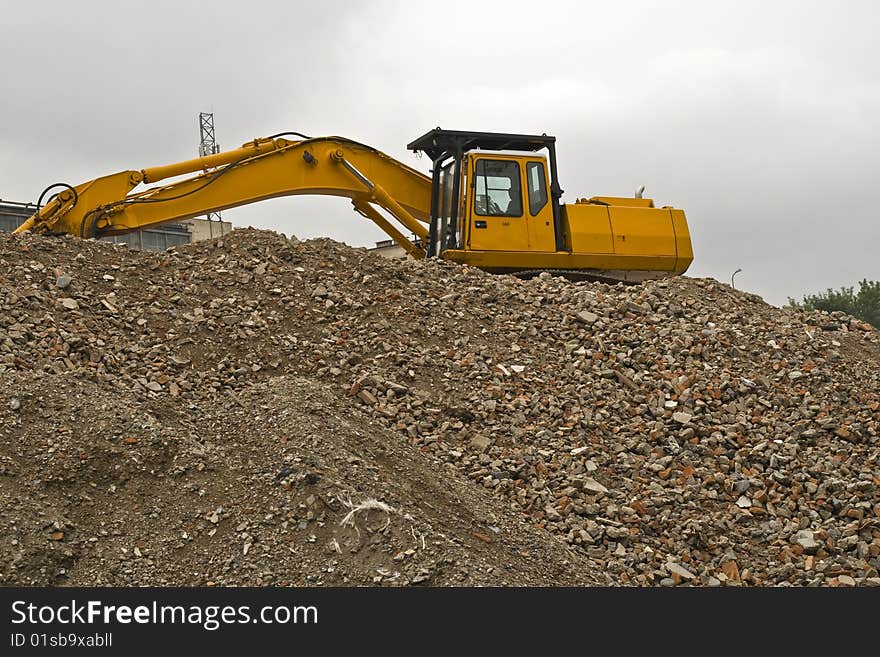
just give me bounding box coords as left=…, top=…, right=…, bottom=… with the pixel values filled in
left=1, top=228, right=877, bottom=586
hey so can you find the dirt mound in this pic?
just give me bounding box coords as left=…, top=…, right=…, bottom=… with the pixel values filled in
left=1, top=228, right=878, bottom=586
left=2, top=370, right=599, bottom=586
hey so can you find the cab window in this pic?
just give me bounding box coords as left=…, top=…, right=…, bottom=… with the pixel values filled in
left=526, top=161, right=548, bottom=216
left=474, top=159, right=522, bottom=217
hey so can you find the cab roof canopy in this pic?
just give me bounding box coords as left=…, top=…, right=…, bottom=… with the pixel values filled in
left=407, top=128, right=556, bottom=161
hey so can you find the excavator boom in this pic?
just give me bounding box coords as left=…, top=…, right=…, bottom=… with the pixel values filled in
left=17, top=135, right=433, bottom=259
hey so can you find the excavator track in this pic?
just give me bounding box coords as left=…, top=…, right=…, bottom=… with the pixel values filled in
left=509, top=269, right=644, bottom=285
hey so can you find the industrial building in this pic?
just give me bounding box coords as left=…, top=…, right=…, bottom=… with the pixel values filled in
left=368, top=238, right=407, bottom=259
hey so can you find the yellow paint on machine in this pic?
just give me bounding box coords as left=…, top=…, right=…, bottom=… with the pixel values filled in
left=564, top=203, right=614, bottom=254
left=669, top=208, right=694, bottom=273
left=16, top=128, right=694, bottom=281
left=488, top=198, right=694, bottom=275
left=610, top=206, right=676, bottom=256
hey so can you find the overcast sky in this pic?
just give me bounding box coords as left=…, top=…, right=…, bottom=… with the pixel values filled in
left=1, top=1, right=877, bottom=306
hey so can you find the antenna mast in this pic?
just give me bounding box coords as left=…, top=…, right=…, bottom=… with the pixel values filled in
left=198, top=112, right=222, bottom=224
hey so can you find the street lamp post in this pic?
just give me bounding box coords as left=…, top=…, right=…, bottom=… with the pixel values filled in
left=731, top=268, right=742, bottom=289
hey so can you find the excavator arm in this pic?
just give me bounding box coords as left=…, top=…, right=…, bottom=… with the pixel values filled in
left=15, top=135, right=432, bottom=258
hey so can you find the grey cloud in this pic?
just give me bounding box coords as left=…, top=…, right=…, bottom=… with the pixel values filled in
left=1, top=0, right=877, bottom=306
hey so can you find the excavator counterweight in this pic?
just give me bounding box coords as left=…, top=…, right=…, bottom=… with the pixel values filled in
left=15, top=129, right=693, bottom=281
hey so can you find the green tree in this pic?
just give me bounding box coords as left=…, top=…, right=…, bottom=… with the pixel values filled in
left=789, top=279, right=880, bottom=328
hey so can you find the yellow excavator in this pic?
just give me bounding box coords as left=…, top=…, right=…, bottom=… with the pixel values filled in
left=15, top=129, right=693, bottom=282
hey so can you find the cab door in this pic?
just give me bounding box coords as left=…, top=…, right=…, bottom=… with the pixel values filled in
left=523, top=159, right=556, bottom=253
left=466, top=155, right=530, bottom=251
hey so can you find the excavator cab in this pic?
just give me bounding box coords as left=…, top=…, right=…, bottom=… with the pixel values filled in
left=409, top=128, right=692, bottom=281
left=464, top=152, right=557, bottom=253
left=407, top=129, right=565, bottom=259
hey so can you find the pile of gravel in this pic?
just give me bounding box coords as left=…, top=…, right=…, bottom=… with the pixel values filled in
left=1, top=228, right=877, bottom=586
